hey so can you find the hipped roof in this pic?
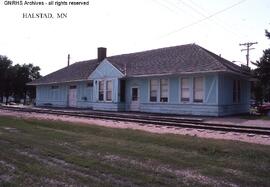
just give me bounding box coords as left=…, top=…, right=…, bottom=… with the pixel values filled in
left=28, top=44, right=250, bottom=85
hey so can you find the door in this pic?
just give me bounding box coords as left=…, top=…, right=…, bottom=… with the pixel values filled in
left=69, top=86, right=77, bottom=107
left=130, top=87, right=140, bottom=111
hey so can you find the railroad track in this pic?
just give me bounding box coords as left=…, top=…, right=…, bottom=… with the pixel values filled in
left=1, top=105, right=270, bottom=136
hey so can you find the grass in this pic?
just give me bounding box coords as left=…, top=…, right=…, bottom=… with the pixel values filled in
left=239, top=114, right=270, bottom=120
left=0, top=116, right=270, bottom=186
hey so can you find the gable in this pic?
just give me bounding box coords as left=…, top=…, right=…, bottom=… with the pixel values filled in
left=89, top=59, right=124, bottom=79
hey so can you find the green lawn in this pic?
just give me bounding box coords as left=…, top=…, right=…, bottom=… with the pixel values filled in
left=0, top=116, right=270, bottom=187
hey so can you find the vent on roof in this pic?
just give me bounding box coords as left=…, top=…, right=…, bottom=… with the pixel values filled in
left=98, top=47, right=107, bottom=63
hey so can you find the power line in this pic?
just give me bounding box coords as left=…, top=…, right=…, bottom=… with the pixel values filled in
left=184, top=0, right=248, bottom=40
left=239, top=42, right=258, bottom=67
left=159, top=0, right=247, bottom=38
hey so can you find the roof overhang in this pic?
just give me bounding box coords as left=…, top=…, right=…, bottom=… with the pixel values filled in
left=124, top=70, right=251, bottom=79
left=26, top=79, right=91, bottom=86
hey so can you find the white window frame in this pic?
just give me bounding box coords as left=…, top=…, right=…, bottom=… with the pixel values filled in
left=106, top=80, right=113, bottom=101
left=160, top=79, right=169, bottom=102
left=98, top=80, right=105, bottom=101
left=180, top=77, right=190, bottom=102
left=193, top=76, right=204, bottom=103
left=149, top=79, right=169, bottom=103
left=98, top=79, right=113, bottom=102
left=233, top=80, right=241, bottom=104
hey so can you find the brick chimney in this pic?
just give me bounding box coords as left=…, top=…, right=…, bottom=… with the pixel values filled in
left=98, top=47, right=107, bottom=62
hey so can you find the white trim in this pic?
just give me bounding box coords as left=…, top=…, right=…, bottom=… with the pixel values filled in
left=179, top=76, right=190, bottom=103
left=27, top=79, right=89, bottom=86
left=148, top=78, right=170, bottom=103
left=193, top=76, right=205, bottom=103
left=97, top=79, right=114, bottom=103
left=89, top=59, right=124, bottom=79
left=127, top=70, right=250, bottom=78
left=205, top=76, right=216, bottom=103
left=130, top=86, right=140, bottom=111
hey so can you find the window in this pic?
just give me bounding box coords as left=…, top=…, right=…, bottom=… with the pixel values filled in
left=98, top=80, right=113, bottom=101
left=106, top=80, right=112, bottom=101
left=51, top=85, right=59, bottom=89
left=70, top=85, right=77, bottom=89
left=233, top=80, right=241, bottom=103
left=149, top=79, right=169, bottom=102
left=120, top=80, right=126, bottom=102
left=160, top=79, right=168, bottom=102
left=150, top=80, right=158, bottom=102
left=132, top=88, right=138, bottom=101
left=98, top=80, right=104, bottom=101
left=193, top=77, right=203, bottom=103
left=181, top=78, right=189, bottom=101
left=86, top=81, right=93, bottom=87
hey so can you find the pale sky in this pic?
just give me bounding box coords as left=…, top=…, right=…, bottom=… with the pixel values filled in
left=0, top=0, right=269, bottom=76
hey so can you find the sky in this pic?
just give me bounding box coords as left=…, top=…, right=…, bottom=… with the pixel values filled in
left=0, top=0, right=270, bottom=76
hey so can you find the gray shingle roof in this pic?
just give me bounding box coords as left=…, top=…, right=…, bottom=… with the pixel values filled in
left=28, top=59, right=98, bottom=85
left=108, top=44, right=248, bottom=76
left=28, top=44, right=250, bottom=85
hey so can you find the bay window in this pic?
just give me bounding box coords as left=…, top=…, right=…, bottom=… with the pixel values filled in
left=106, top=80, right=112, bottom=101
left=98, top=80, right=113, bottom=102
left=98, top=80, right=104, bottom=101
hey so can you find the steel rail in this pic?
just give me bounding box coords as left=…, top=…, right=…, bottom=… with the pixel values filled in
left=1, top=106, right=270, bottom=135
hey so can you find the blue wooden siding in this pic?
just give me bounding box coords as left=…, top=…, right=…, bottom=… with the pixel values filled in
left=76, top=82, right=93, bottom=108
left=36, top=82, right=93, bottom=108
left=218, top=73, right=250, bottom=115
left=36, top=68, right=250, bottom=116
left=125, top=73, right=249, bottom=116
left=36, top=85, right=68, bottom=107
left=89, top=59, right=124, bottom=79
left=90, top=60, right=124, bottom=111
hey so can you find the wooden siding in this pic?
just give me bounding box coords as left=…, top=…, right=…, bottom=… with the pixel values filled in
left=125, top=73, right=249, bottom=116
left=36, top=82, right=93, bottom=108
left=89, top=59, right=124, bottom=79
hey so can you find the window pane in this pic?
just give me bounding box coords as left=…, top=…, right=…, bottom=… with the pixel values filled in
left=181, top=78, right=189, bottom=101
left=237, top=80, right=241, bottom=102
left=233, top=80, right=241, bottom=103
left=194, top=77, right=203, bottom=102
left=99, top=80, right=104, bottom=101
left=150, top=80, right=158, bottom=102
left=106, top=80, right=112, bottom=101
left=132, top=88, right=138, bottom=101
left=160, top=79, right=168, bottom=102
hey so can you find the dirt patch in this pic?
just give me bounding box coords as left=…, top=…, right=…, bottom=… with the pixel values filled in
left=0, top=160, right=16, bottom=183
left=15, top=149, right=139, bottom=186
left=2, top=127, right=20, bottom=133
left=102, top=154, right=237, bottom=186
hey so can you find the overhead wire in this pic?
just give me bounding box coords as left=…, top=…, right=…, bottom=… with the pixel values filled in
left=158, top=0, right=247, bottom=38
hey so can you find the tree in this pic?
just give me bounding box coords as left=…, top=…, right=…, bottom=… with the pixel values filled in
left=252, top=30, right=270, bottom=103
left=0, top=55, right=41, bottom=105
left=12, top=64, right=41, bottom=104
left=0, top=56, right=13, bottom=103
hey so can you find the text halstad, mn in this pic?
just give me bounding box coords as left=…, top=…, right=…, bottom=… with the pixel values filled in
left=22, top=13, right=68, bottom=19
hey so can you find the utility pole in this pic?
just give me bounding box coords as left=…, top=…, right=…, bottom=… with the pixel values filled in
left=239, top=42, right=258, bottom=67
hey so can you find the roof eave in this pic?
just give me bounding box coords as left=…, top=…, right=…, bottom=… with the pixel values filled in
left=27, top=79, right=91, bottom=86
left=125, top=70, right=249, bottom=78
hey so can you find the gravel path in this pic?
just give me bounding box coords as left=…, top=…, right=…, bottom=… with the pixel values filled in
left=0, top=109, right=270, bottom=145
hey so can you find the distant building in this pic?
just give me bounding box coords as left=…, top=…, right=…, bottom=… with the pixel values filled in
left=28, top=44, right=251, bottom=116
